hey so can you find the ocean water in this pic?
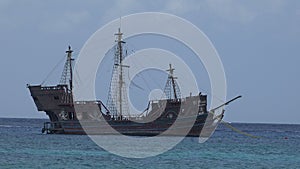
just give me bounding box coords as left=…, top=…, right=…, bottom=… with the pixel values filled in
left=0, top=118, right=299, bottom=169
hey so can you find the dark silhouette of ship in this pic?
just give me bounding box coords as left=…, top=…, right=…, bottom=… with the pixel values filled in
left=27, top=28, right=241, bottom=137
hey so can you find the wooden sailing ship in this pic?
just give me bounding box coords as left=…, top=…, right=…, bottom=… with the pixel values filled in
left=28, top=28, right=240, bottom=136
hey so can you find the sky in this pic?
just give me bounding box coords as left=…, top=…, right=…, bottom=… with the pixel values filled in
left=0, top=0, right=299, bottom=124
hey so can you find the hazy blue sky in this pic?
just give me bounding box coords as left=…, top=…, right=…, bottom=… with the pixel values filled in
left=0, top=0, right=299, bottom=124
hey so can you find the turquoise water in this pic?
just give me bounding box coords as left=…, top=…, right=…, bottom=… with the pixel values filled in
left=0, top=118, right=299, bottom=168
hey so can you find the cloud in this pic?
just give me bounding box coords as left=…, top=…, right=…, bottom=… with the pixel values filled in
left=162, top=0, right=287, bottom=25
left=0, top=0, right=290, bottom=34
left=39, top=10, right=91, bottom=33
left=0, top=1, right=91, bottom=33
left=163, top=0, right=201, bottom=15
left=100, top=0, right=145, bottom=23
left=204, top=0, right=257, bottom=24
left=264, top=0, right=286, bottom=13
left=0, top=0, right=19, bottom=30
left=0, top=0, right=11, bottom=9
left=297, top=9, right=300, bottom=19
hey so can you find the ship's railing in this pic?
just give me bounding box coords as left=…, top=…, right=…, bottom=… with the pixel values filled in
left=41, top=85, right=68, bottom=90
left=74, top=100, right=102, bottom=105
left=74, top=100, right=111, bottom=115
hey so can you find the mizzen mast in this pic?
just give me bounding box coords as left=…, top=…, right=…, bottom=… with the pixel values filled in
left=60, top=46, right=74, bottom=92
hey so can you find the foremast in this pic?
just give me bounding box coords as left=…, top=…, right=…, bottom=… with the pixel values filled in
left=164, top=64, right=181, bottom=100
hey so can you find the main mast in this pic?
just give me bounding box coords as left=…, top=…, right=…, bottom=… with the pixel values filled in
left=116, top=28, right=124, bottom=117
left=107, top=28, right=129, bottom=118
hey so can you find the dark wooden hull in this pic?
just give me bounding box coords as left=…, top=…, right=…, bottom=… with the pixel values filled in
left=29, top=85, right=216, bottom=137
left=44, top=113, right=216, bottom=137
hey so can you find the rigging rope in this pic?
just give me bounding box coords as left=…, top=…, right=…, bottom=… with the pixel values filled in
left=41, top=55, right=66, bottom=85
left=124, top=42, right=160, bottom=92
left=221, top=120, right=261, bottom=139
